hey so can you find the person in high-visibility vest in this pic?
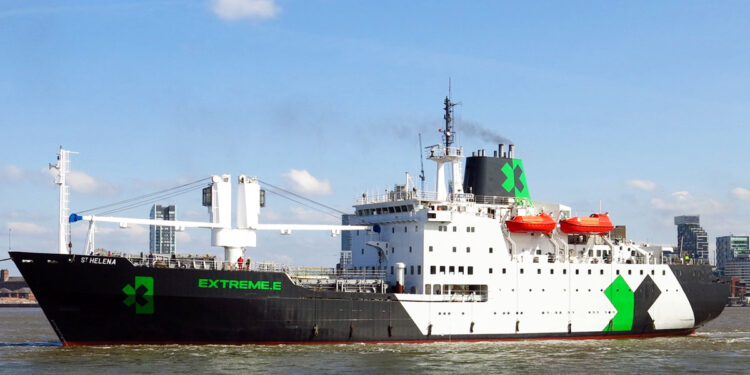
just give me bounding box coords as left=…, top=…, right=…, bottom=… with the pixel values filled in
left=237, top=256, right=244, bottom=270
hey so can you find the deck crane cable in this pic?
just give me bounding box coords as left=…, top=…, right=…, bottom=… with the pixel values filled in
left=262, top=189, right=341, bottom=220
left=77, top=178, right=210, bottom=215
left=97, top=184, right=209, bottom=216
left=257, top=179, right=349, bottom=216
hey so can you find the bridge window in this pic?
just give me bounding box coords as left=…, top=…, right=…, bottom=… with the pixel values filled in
left=449, top=266, right=455, bottom=274
left=453, top=226, right=457, bottom=232
left=430, top=266, right=436, bottom=274
left=468, top=267, right=474, bottom=275
left=489, top=247, right=493, bottom=254
left=429, top=246, right=433, bottom=252
left=502, top=268, right=507, bottom=274
left=453, top=247, right=457, bottom=253
left=466, top=247, right=471, bottom=253
left=410, top=265, right=414, bottom=275
left=418, top=266, right=421, bottom=275
left=440, top=266, right=446, bottom=274
left=489, top=268, right=493, bottom=274
left=459, top=266, right=464, bottom=274
left=425, top=284, right=431, bottom=295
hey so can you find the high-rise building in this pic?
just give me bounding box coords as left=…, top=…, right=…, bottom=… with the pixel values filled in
left=725, top=259, right=750, bottom=283
left=674, top=215, right=708, bottom=261
left=337, top=214, right=354, bottom=270
left=150, top=204, right=176, bottom=254
left=716, top=235, right=750, bottom=274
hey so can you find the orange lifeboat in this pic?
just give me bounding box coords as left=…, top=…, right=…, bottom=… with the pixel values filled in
left=559, top=213, right=614, bottom=235
left=505, top=213, right=556, bottom=234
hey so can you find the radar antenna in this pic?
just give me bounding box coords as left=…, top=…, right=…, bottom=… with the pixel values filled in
left=442, top=79, right=460, bottom=149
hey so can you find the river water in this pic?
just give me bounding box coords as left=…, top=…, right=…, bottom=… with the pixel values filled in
left=0, top=307, right=748, bottom=374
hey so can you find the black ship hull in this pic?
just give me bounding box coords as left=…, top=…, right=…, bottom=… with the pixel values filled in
left=11, top=251, right=728, bottom=345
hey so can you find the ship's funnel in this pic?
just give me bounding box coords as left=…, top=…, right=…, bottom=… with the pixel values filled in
left=463, top=149, right=530, bottom=201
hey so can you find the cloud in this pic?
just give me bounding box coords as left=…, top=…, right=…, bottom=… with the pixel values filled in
left=284, top=169, right=332, bottom=195
left=731, top=187, right=750, bottom=201
left=9, top=222, right=49, bottom=234
left=3, top=163, right=114, bottom=195
left=210, top=0, right=281, bottom=20
left=625, top=179, right=656, bottom=191
left=650, top=191, right=725, bottom=215
left=1, top=164, right=49, bottom=184
left=44, top=168, right=116, bottom=195
left=2, top=164, right=24, bottom=181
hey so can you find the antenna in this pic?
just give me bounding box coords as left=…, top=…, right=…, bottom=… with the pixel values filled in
left=442, top=79, right=461, bottom=149
left=418, top=133, right=425, bottom=191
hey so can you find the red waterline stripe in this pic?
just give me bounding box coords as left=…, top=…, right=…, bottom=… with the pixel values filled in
left=62, top=329, right=696, bottom=347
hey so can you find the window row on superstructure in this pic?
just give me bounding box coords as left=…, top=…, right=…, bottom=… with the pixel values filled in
left=436, top=225, right=476, bottom=232
left=356, top=204, right=415, bottom=216
left=354, top=225, right=420, bottom=236
left=429, top=265, right=475, bottom=275
left=424, top=283, right=488, bottom=301
left=427, top=245, right=495, bottom=253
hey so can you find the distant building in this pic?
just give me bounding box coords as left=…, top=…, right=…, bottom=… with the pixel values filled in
left=725, top=259, right=750, bottom=284
left=150, top=204, right=176, bottom=254
left=610, top=225, right=626, bottom=241
left=0, top=269, right=35, bottom=302
left=674, top=215, right=708, bottom=261
left=337, top=214, right=354, bottom=270
left=716, top=235, right=750, bottom=274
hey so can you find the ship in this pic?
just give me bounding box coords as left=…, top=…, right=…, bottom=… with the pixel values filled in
left=11, top=97, right=728, bottom=345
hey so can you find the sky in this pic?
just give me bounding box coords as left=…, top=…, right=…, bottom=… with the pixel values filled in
left=2, top=0, right=750, bottom=275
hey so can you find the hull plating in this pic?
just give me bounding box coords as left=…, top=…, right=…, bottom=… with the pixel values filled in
left=11, top=251, right=727, bottom=345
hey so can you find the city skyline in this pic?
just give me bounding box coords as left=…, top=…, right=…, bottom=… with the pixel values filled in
left=2, top=1, right=750, bottom=276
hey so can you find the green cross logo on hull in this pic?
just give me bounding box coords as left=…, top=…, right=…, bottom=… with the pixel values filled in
left=122, top=276, right=154, bottom=314
left=603, top=275, right=634, bottom=331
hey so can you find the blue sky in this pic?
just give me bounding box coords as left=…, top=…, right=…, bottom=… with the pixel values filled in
left=2, top=0, right=750, bottom=275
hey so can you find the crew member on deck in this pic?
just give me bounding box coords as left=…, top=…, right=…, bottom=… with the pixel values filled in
left=237, top=256, right=244, bottom=271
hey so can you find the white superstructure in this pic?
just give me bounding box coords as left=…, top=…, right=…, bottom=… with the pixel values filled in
left=344, top=96, right=696, bottom=335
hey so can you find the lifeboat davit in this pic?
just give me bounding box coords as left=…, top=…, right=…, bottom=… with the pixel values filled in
left=505, top=213, right=556, bottom=234
left=559, top=213, right=614, bottom=235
